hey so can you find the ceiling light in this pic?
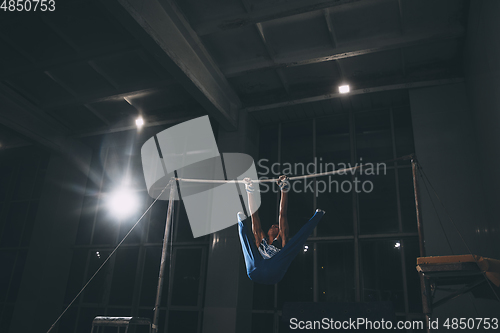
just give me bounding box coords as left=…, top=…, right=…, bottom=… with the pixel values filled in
left=136, top=117, right=144, bottom=127
left=394, top=241, right=401, bottom=249
left=339, top=85, right=350, bottom=94
left=108, top=187, right=139, bottom=219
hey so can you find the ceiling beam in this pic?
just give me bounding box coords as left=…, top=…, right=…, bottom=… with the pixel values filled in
left=72, top=110, right=203, bottom=138
left=84, top=104, right=111, bottom=126
left=194, top=0, right=386, bottom=36
left=101, top=0, right=241, bottom=131
left=87, top=60, right=121, bottom=89
left=43, top=79, right=177, bottom=110
left=323, top=8, right=338, bottom=48
left=244, top=78, right=464, bottom=112
left=241, top=0, right=291, bottom=96
left=256, top=23, right=290, bottom=94
left=323, top=8, right=346, bottom=83
left=222, top=26, right=465, bottom=77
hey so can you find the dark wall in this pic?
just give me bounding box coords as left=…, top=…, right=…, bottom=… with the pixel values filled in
left=465, top=0, right=500, bottom=258
left=410, top=83, right=490, bottom=257
left=410, top=82, right=500, bottom=321
left=0, top=146, right=50, bottom=332
left=8, top=143, right=92, bottom=333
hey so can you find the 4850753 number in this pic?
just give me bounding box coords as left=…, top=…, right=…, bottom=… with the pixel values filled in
left=1, top=0, right=55, bottom=12
left=443, top=318, right=499, bottom=330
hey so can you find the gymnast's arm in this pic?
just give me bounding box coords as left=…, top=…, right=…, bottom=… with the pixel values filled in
left=278, top=176, right=289, bottom=247
left=246, top=179, right=265, bottom=248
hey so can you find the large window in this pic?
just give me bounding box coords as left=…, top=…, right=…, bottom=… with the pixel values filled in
left=60, top=138, right=208, bottom=333
left=253, top=105, right=421, bottom=332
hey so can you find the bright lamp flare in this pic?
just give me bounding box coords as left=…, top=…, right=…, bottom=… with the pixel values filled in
left=339, top=85, right=350, bottom=94
left=108, top=188, right=139, bottom=219
left=136, top=117, right=144, bottom=127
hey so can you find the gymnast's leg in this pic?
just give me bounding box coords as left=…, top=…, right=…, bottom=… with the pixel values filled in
left=265, top=209, right=326, bottom=283
left=237, top=212, right=262, bottom=275
left=279, top=209, right=325, bottom=258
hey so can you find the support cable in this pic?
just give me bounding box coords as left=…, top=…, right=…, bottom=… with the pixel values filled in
left=417, top=166, right=454, bottom=254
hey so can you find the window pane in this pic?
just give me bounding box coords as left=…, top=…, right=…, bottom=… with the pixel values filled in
left=318, top=242, right=355, bottom=302
left=404, top=238, right=422, bottom=312
left=316, top=115, right=351, bottom=165
left=85, top=151, right=105, bottom=194
left=171, top=248, right=203, bottom=306
left=257, top=124, right=280, bottom=232
left=109, top=248, right=139, bottom=306
left=278, top=314, right=288, bottom=333
left=281, top=120, right=314, bottom=236
left=139, top=308, right=165, bottom=333
left=106, top=307, right=131, bottom=317
left=398, top=167, right=417, bottom=232
left=253, top=283, right=274, bottom=310
left=147, top=200, right=168, bottom=243
left=76, top=307, right=105, bottom=333
left=175, top=201, right=207, bottom=242
left=361, top=240, right=405, bottom=312
left=316, top=174, right=353, bottom=236
left=64, top=249, right=87, bottom=304
left=76, top=195, right=98, bottom=245
left=83, top=250, right=111, bottom=304
left=277, top=241, right=313, bottom=308
left=57, top=306, right=77, bottom=333
left=358, top=169, right=399, bottom=234
left=355, top=110, right=393, bottom=161
left=258, top=124, right=279, bottom=179
left=92, top=209, right=117, bottom=245
left=393, top=106, right=415, bottom=161
left=140, top=246, right=164, bottom=307
left=316, top=114, right=353, bottom=236
left=101, top=148, right=126, bottom=193
left=252, top=313, right=274, bottom=333
left=118, top=192, right=147, bottom=244
left=168, top=310, right=198, bottom=332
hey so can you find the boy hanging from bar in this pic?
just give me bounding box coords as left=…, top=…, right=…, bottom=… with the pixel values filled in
left=238, top=175, right=325, bottom=284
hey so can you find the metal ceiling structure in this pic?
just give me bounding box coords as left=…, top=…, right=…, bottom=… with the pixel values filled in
left=0, top=0, right=469, bottom=151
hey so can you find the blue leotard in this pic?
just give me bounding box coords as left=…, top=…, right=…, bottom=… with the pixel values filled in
left=237, top=210, right=325, bottom=284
